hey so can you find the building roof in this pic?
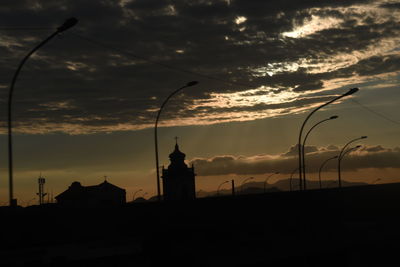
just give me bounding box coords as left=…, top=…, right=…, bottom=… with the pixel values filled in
left=55, top=180, right=125, bottom=200
left=169, top=143, right=186, bottom=161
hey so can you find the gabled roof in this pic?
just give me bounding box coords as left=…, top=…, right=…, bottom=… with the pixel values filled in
left=55, top=180, right=125, bottom=200
left=86, top=180, right=125, bottom=192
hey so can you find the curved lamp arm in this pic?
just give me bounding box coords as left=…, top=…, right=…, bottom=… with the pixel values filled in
left=297, top=88, right=358, bottom=191
left=217, top=180, right=229, bottom=195
left=7, top=18, right=78, bottom=207
left=264, top=172, right=279, bottom=193
left=302, top=115, right=338, bottom=185
left=338, top=145, right=361, bottom=187
left=154, top=81, right=198, bottom=202
left=337, top=136, right=366, bottom=188
left=240, top=177, right=254, bottom=194
left=318, top=155, right=338, bottom=190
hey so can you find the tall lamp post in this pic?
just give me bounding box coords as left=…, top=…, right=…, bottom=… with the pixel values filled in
left=318, top=156, right=338, bottom=189
left=338, top=136, right=367, bottom=187
left=7, top=18, right=78, bottom=207
left=264, top=172, right=279, bottom=193
left=217, top=181, right=229, bottom=196
left=338, top=145, right=361, bottom=187
left=297, top=88, right=358, bottom=191
left=154, top=81, right=199, bottom=202
left=302, top=115, right=338, bottom=187
left=240, top=177, right=254, bottom=195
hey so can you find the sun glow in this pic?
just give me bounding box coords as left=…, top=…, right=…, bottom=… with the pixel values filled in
left=235, top=16, right=247, bottom=25
left=190, top=86, right=299, bottom=109
left=282, top=15, right=342, bottom=38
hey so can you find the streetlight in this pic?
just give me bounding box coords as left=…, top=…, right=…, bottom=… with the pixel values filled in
left=217, top=181, right=229, bottom=196
left=264, top=172, right=279, bottom=193
left=302, top=115, right=338, bottom=187
left=338, top=136, right=367, bottom=187
left=297, top=88, right=359, bottom=191
left=154, top=81, right=199, bottom=202
left=289, top=167, right=298, bottom=191
left=132, top=189, right=143, bottom=201
left=318, top=156, right=338, bottom=190
left=7, top=17, right=78, bottom=207
left=240, top=177, right=254, bottom=195
left=338, top=145, right=361, bottom=187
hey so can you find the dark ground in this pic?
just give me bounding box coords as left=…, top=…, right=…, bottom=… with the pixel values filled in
left=1, top=183, right=400, bottom=267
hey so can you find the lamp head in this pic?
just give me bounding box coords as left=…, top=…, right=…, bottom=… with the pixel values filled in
left=57, top=17, right=78, bottom=32
left=329, top=115, right=339, bottom=120
left=361, top=136, right=367, bottom=139
left=186, top=81, right=199, bottom=87
left=343, top=87, right=359, bottom=96
left=355, top=145, right=362, bottom=148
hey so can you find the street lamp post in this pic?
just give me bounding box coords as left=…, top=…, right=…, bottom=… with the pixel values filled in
left=338, top=136, right=367, bottom=187
left=217, top=181, right=229, bottom=196
left=240, top=177, right=254, bottom=195
left=132, top=189, right=143, bottom=201
left=318, top=156, right=338, bottom=190
left=154, top=81, right=199, bottom=202
left=264, top=172, right=279, bottom=193
left=7, top=18, right=78, bottom=207
left=338, top=145, right=361, bottom=187
left=297, top=88, right=358, bottom=191
left=302, top=116, right=338, bottom=187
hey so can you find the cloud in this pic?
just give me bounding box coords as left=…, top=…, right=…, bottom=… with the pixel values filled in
left=190, top=144, right=400, bottom=176
left=0, top=0, right=399, bottom=134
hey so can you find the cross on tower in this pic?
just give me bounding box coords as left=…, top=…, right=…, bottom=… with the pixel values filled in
left=175, top=136, right=179, bottom=145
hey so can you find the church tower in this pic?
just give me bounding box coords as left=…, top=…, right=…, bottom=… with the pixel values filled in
left=162, top=139, right=196, bottom=201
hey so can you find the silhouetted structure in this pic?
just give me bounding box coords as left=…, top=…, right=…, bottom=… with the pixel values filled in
left=55, top=180, right=126, bottom=207
left=162, top=141, right=196, bottom=201
left=37, top=176, right=47, bottom=205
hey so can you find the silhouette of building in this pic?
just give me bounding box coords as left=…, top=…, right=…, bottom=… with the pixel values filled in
left=162, top=140, right=196, bottom=201
left=55, top=180, right=126, bottom=207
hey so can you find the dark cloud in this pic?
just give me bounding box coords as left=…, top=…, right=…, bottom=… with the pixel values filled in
left=381, top=3, right=400, bottom=9
left=0, top=0, right=398, bottom=133
left=190, top=144, right=400, bottom=176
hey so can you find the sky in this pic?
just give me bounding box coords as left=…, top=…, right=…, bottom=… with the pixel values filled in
left=0, top=0, right=399, bottom=205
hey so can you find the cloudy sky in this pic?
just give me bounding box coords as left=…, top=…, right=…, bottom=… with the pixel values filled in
left=0, top=0, right=399, bottom=204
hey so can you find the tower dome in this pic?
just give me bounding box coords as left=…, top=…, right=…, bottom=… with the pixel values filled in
left=169, top=143, right=186, bottom=163
left=162, top=138, right=196, bottom=201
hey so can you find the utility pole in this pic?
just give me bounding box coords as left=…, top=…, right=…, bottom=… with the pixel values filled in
left=37, top=176, right=47, bottom=205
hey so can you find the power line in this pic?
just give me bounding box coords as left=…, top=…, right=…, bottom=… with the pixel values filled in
left=351, top=99, right=400, bottom=127
left=68, top=31, right=257, bottom=89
